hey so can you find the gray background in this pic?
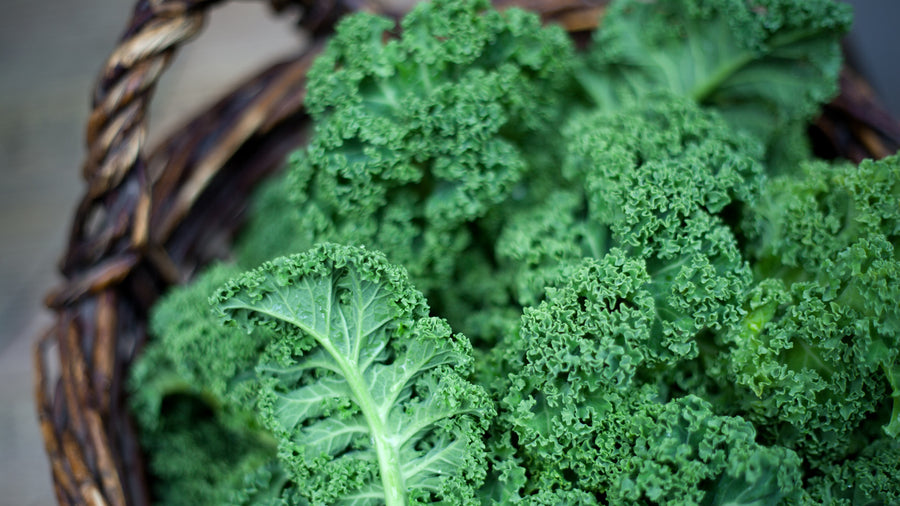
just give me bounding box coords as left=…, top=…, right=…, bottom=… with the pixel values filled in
left=1, top=0, right=896, bottom=503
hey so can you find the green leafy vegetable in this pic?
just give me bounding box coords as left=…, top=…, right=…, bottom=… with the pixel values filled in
left=128, top=264, right=277, bottom=505
left=129, top=0, right=900, bottom=504
left=215, top=244, right=494, bottom=505
left=578, top=0, right=852, bottom=153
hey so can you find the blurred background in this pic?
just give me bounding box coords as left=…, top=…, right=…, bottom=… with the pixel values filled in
left=0, top=0, right=897, bottom=503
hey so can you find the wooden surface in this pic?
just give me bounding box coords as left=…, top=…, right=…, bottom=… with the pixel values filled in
left=1, top=0, right=897, bottom=504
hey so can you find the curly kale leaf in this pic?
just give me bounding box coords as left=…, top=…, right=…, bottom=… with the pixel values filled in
left=715, top=154, right=900, bottom=461
left=214, top=244, right=494, bottom=505
left=804, top=437, right=900, bottom=505
left=719, top=279, right=894, bottom=464
left=494, top=97, right=756, bottom=340
left=237, top=0, right=574, bottom=302
left=128, top=264, right=279, bottom=505
left=133, top=390, right=279, bottom=506
left=561, top=95, right=763, bottom=246
left=496, top=255, right=802, bottom=504
left=304, top=0, right=573, bottom=224
left=747, top=156, right=900, bottom=280
left=142, top=264, right=272, bottom=411
left=579, top=0, right=851, bottom=155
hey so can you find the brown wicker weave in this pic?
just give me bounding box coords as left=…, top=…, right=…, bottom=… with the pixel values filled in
left=34, top=1, right=900, bottom=504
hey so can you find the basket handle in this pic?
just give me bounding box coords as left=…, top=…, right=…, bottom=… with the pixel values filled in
left=66, top=0, right=207, bottom=276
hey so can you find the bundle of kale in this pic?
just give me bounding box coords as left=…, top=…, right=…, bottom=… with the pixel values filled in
left=129, top=0, right=900, bottom=504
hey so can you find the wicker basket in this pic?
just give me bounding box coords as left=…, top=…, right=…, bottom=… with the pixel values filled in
left=34, top=1, right=900, bottom=504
